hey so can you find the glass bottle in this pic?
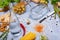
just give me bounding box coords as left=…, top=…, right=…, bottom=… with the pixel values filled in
left=9, top=3, right=22, bottom=36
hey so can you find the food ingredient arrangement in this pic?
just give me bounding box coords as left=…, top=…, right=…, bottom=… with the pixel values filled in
left=0, top=0, right=60, bottom=40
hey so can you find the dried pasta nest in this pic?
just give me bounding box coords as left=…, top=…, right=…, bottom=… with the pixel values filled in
left=0, top=22, right=9, bottom=32
left=0, top=13, right=10, bottom=32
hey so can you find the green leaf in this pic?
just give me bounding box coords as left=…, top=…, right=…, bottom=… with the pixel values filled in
left=0, top=0, right=10, bottom=8
left=53, top=5, right=60, bottom=18
left=0, top=0, right=4, bottom=8
left=51, top=0, right=58, bottom=5
left=10, top=0, right=15, bottom=3
left=45, top=0, right=49, bottom=3
left=14, top=0, right=20, bottom=3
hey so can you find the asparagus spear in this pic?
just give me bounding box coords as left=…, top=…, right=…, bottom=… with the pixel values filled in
left=0, top=29, right=9, bottom=40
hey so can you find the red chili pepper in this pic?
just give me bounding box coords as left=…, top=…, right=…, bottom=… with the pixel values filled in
left=20, top=23, right=26, bottom=36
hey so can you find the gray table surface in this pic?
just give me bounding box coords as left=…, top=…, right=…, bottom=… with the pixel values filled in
left=0, top=2, right=60, bottom=40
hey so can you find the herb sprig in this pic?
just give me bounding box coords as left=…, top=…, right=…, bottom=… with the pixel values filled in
left=51, top=0, right=60, bottom=18
left=0, top=0, right=20, bottom=8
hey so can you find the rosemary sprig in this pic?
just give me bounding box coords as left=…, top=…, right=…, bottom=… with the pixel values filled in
left=51, top=0, right=60, bottom=18
left=0, top=29, right=9, bottom=40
